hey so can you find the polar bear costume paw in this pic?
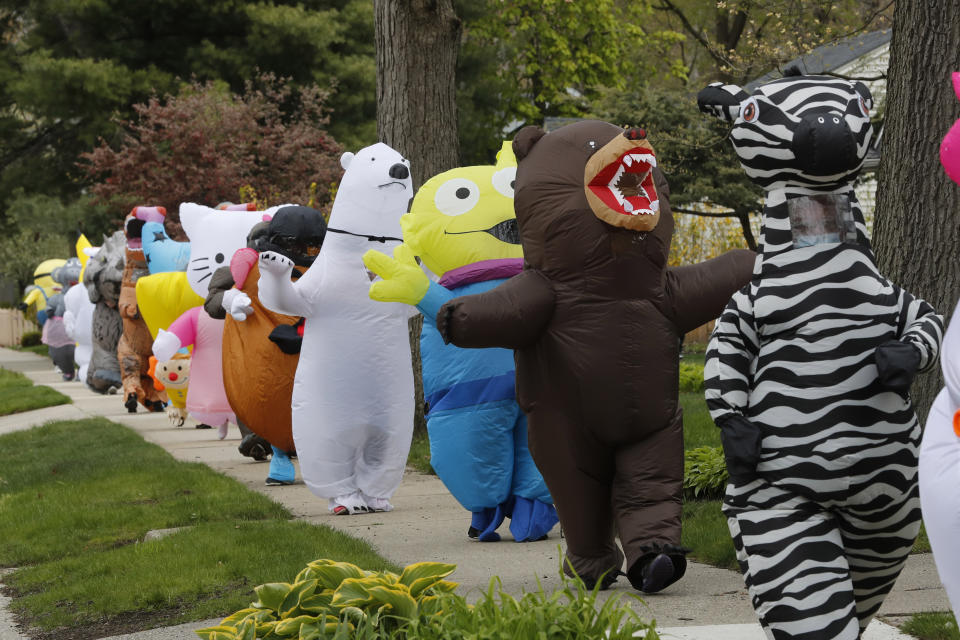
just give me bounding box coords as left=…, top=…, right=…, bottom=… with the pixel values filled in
left=259, top=250, right=294, bottom=275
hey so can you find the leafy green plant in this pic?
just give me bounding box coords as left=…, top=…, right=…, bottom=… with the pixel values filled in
left=678, top=361, right=705, bottom=392
left=197, top=558, right=660, bottom=639
left=196, top=559, right=458, bottom=639
left=404, top=571, right=657, bottom=640
left=20, top=330, right=41, bottom=346
left=683, top=446, right=728, bottom=500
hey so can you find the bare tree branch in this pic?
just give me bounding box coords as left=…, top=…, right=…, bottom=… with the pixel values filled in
left=654, top=0, right=733, bottom=69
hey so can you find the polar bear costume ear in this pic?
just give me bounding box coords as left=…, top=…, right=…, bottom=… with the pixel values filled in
left=340, top=152, right=355, bottom=170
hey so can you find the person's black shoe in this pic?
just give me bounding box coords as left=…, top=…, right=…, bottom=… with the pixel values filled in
left=580, top=570, right=621, bottom=591
left=238, top=433, right=271, bottom=461
left=125, top=393, right=138, bottom=413
left=148, top=400, right=165, bottom=412
left=195, top=423, right=212, bottom=430
left=467, top=526, right=480, bottom=540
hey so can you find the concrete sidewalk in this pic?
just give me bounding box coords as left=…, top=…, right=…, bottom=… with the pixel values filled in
left=0, top=347, right=949, bottom=639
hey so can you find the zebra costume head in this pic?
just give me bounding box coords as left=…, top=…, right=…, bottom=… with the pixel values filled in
left=698, top=70, right=876, bottom=263
left=697, top=69, right=874, bottom=192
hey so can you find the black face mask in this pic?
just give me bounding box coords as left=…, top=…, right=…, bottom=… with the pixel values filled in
left=258, top=235, right=324, bottom=267
left=258, top=205, right=328, bottom=266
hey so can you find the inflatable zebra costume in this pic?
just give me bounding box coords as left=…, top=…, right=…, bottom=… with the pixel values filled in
left=698, top=70, right=944, bottom=640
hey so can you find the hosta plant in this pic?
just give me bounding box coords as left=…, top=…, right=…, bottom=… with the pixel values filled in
left=197, top=557, right=660, bottom=639
left=195, top=559, right=457, bottom=639
left=683, top=446, right=729, bottom=500
left=678, top=361, right=705, bottom=392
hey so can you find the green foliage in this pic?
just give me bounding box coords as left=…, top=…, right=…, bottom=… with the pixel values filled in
left=196, top=559, right=460, bottom=639
left=3, top=190, right=116, bottom=240
left=458, top=0, right=667, bottom=144
left=20, top=330, right=42, bottom=347
left=683, top=446, right=728, bottom=500
left=0, top=0, right=376, bottom=216
left=197, top=558, right=658, bottom=639
left=679, top=361, right=705, bottom=392
left=901, top=612, right=960, bottom=640
left=0, top=229, right=72, bottom=293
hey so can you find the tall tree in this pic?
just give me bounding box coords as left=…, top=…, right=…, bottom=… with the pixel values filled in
left=873, top=1, right=960, bottom=420
left=373, top=0, right=463, bottom=436
left=0, top=0, right=376, bottom=213
left=374, top=0, right=462, bottom=190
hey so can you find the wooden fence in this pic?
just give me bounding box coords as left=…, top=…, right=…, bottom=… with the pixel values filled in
left=0, top=308, right=38, bottom=347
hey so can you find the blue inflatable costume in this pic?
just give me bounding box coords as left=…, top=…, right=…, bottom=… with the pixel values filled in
left=364, top=143, right=557, bottom=542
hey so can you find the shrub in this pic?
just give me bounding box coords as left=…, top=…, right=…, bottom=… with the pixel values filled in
left=21, top=331, right=42, bottom=347
left=678, top=361, right=704, bottom=392
left=196, top=558, right=658, bottom=639
left=683, top=446, right=728, bottom=501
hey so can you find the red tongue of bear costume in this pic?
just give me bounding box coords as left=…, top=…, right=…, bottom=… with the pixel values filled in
left=584, top=128, right=660, bottom=229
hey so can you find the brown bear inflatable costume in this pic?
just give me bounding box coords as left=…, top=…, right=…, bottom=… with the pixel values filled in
left=438, top=121, right=755, bottom=592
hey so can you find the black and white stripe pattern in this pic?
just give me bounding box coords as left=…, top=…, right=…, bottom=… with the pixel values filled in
left=699, top=72, right=943, bottom=639
left=699, top=75, right=874, bottom=191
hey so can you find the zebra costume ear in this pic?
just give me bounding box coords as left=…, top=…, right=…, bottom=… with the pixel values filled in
left=697, top=82, right=749, bottom=122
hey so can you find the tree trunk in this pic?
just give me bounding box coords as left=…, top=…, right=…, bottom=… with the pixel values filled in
left=374, top=0, right=462, bottom=191
left=375, top=0, right=462, bottom=438
left=873, top=1, right=960, bottom=421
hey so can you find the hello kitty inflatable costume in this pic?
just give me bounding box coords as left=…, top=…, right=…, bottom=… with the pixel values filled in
left=153, top=203, right=288, bottom=436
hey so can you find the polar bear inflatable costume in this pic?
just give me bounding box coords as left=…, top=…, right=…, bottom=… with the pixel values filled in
left=258, top=142, right=416, bottom=514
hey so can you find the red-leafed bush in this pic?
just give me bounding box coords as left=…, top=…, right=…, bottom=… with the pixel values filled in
left=80, top=73, right=343, bottom=223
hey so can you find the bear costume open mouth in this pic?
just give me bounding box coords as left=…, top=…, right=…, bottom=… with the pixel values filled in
left=584, top=131, right=660, bottom=232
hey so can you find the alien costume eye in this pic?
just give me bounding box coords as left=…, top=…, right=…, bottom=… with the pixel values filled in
left=741, top=97, right=759, bottom=123
left=434, top=178, right=480, bottom=216
left=491, top=167, right=516, bottom=198
left=858, top=96, right=870, bottom=117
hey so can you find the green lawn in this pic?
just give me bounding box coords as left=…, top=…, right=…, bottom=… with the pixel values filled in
left=10, top=343, right=49, bottom=356
left=901, top=612, right=960, bottom=640
left=0, top=367, right=70, bottom=416
left=1, top=418, right=396, bottom=636
left=408, top=427, right=435, bottom=476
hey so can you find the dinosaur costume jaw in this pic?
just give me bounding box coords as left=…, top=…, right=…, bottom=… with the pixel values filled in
left=584, top=134, right=660, bottom=232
